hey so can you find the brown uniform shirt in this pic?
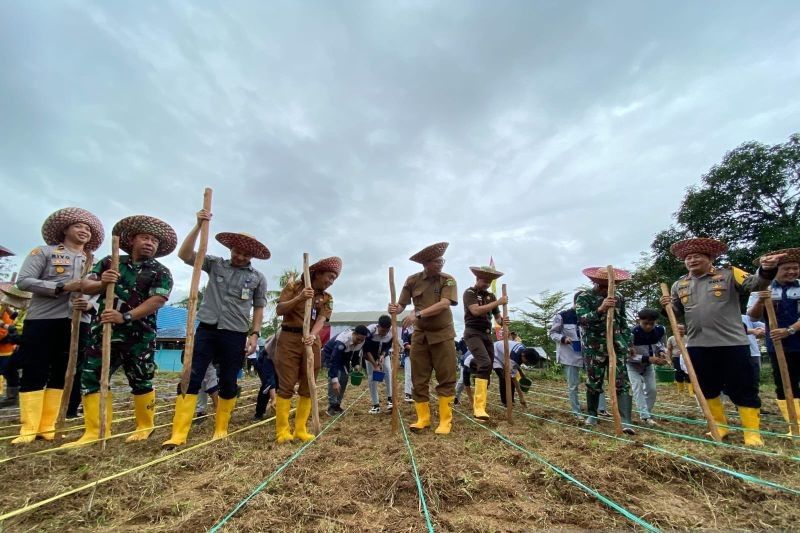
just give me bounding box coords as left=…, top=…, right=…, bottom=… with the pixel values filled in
left=463, top=287, right=500, bottom=331
left=278, top=280, right=333, bottom=329
left=398, top=271, right=458, bottom=344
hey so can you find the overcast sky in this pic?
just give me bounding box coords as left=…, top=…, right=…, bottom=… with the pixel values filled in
left=2, top=1, right=799, bottom=329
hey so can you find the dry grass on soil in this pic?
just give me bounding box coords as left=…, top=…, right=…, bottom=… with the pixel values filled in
left=1, top=372, right=799, bottom=531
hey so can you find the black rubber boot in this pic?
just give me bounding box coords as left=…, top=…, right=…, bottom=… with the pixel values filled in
left=584, top=390, right=600, bottom=426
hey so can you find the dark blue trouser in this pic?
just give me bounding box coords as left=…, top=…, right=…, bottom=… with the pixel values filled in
left=688, top=345, right=760, bottom=408
left=184, top=325, right=246, bottom=400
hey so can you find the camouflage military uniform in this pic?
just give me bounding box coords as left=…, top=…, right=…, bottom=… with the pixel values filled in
left=575, top=287, right=637, bottom=429
left=81, top=255, right=173, bottom=394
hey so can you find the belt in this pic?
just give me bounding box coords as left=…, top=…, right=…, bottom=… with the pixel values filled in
left=465, top=326, right=492, bottom=335
left=281, top=325, right=303, bottom=334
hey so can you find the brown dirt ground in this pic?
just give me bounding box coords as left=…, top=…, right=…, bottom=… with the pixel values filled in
left=1, top=371, right=799, bottom=531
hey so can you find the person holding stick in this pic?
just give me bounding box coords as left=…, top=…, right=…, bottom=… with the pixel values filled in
left=660, top=238, right=780, bottom=446
left=64, top=215, right=175, bottom=447
left=363, top=315, right=395, bottom=414
left=273, top=256, right=340, bottom=443
left=163, top=212, right=269, bottom=448
left=576, top=267, right=637, bottom=434
left=462, top=265, right=508, bottom=420
left=388, top=242, right=458, bottom=435
left=13, top=207, right=103, bottom=444
left=746, top=247, right=800, bottom=436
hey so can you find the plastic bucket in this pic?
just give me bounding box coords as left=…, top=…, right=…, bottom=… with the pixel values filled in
left=350, top=371, right=365, bottom=386
left=655, top=366, right=675, bottom=383
left=519, top=377, right=533, bottom=393
left=571, top=340, right=581, bottom=353
left=371, top=370, right=385, bottom=382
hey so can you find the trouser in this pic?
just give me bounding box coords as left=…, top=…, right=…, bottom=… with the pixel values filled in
left=750, top=356, right=761, bottom=390
left=455, top=366, right=472, bottom=401
left=494, top=368, right=515, bottom=405
left=463, top=328, right=493, bottom=379
left=564, top=364, right=582, bottom=414
left=769, top=349, right=800, bottom=400
left=256, top=356, right=278, bottom=416
left=410, top=334, right=456, bottom=402
left=275, top=331, right=321, bottom=399
left=627, top=364, right=657, bottom=420
left=687, top=345, right=760, bottom=408
left=327, top=367, right=349, bottom=408
left=584, top=353, right=630, bottom=396
left=672, top=356, right=689, bottom=383
left=366, top=358, right=392, bottom=405
left=20, top=318, right=89, bottom=392
left=403, top=353, right=412, bottom=395
left=180, top=325, right=245, bottom=400
left=3, top=346, right=23, bottom=388
left=81, top=331, right=155, bottom=395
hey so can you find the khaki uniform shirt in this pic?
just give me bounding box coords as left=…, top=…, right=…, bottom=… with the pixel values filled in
left=278, top=280, right=333, bottom=329
left=463, top=286, right=500, bottom=332
left=17, top=244, right=90, bottom=322
left=669, top=266, right=772, bottom=347
left=398, top=271, right=458, bottom=344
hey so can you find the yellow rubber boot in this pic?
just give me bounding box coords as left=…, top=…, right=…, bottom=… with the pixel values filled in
left=11, top=390, right=45, bottom=444
left=213, top=397, right=237, bottom=439
left=705, top=397, right=729, bottom=439
left=37, top=388, right=64, bottom=441
left=674, top=382, right=683, bottom=393
left=473, top=378, right=490, bottom=420
left=275, top=396, right=294, bottom=443
left=293, top=396, right=315, bottom=442
left=776, top=400, right=794, bottom=437
left=436, top=396, right=454, bottom=435
left=61, top=393, right=113, bottom=447
left=687, top=382, right=695, bottom=397
left=410, top=401, right=431, bottom=431
left=161, top=394, right=198, bottom=449
left=738, top=406, right=765, bottom=447
left=126, top=391, right=156, bottom=442
left=795, top=399, right=800, bottom=424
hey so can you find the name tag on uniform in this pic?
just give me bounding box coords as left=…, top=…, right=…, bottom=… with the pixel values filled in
left=51, top=256, right=72, bottom=266
left=241, top=288, right=252, bottom=300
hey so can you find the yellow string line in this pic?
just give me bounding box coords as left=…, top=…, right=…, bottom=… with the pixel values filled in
left=0, top=390, right=260, bottom=441
left=0, top=383, right=329, bottom=521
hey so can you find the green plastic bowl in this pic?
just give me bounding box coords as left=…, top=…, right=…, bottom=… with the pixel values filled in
left=655, top=366, right=675, bottom=383
left=519, top=377, right=533, bottom=393
left=349, top=371, right=365, bottom=386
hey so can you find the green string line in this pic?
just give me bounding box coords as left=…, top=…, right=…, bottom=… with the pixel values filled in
left=209, top=390, right=367, bottom=533
left=532, top=381, right=789, bottom=427
left=524, top=386, right=792, bottom=437
left=502, top=401, right=800, bottom=496
left=399, top=416, right=436, bottom=533
left=454, top=409, right=661, bottom=532
left=488, top=389, right=800, bottom=462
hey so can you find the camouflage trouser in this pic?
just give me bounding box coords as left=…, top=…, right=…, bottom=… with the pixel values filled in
left=80, top=338, right=156, bottom=395
left=584, top=352, right=630, bottom=396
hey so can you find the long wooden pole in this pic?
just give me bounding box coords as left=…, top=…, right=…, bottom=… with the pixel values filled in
left=605, top=266, right=623, bottom=436
left=762, top=293, right=799, bottom=439
left=502, top=283, right=512, bottom=423
left=660, top=283, right=721, bottom=441
left=179, top=188, right=213, bottom=396
left=99, top=237, right=120, bottom=449
left=302, top=253, right=321, bottom=434
left=389, top=267, right=400, bottom=433
left=55, top=251, right=94, bottom=439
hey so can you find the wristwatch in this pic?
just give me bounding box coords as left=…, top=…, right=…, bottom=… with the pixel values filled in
left=415, top=310, right=422, bottom=319
left=249, top=331, right=260, bottom=337
left=788, top=326, right=797, bottom=336
left=54, top=282, right=65, bottom=295
left=122, top=312, right=133, bottom=324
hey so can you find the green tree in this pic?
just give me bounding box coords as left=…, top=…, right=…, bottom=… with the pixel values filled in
left=510, top=290, right=569, bottom=356
left=652, top=133, right=800, bottom=280
left=174, top=287, right=205, bottom=312
left=261, top=268, right=300, bottom=338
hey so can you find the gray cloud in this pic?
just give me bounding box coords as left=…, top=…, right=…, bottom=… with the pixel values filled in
left=1, top=0, right=799, bottom=333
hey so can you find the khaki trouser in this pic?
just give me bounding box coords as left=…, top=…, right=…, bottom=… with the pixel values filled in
left=411, top=333, right=456, bottom=402
left=275, top=331, right=321, bottom=399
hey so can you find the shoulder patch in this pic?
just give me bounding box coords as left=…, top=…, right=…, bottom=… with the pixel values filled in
left=732, top=267, right=750, bottom=285
left=445, top=279, right=455, bottom=287
left=29, top=247, right=42, bottom=256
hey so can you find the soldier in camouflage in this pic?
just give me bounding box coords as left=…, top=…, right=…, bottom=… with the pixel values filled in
left=64, top=215, right=176, bottom=447
left=576, top=267, right=636, bottom=434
